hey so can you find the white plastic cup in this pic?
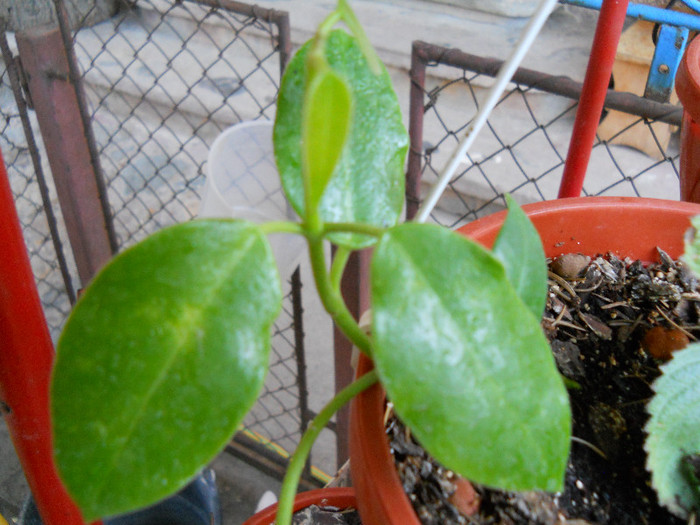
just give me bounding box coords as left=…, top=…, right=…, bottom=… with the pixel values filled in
left=200, top=121, right=304, bottom=281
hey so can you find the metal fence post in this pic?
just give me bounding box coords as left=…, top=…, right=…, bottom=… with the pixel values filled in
left=15, top=24, right=115, bottom=286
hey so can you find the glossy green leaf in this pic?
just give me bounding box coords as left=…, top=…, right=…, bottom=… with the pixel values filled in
left=302, top=68, right=352, bottom=213
left=51, top=220, right=282, bottom=520
left=645, top=344, right=700, bottom=518
left=492, top=195, right=547, bottom=318
left=274, top=30, right=408, bottom=249
left=371, top=223, right=570, bottom=492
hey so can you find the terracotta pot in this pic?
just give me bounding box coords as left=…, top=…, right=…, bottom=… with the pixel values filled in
left=242, top=487, right=356, bottom=525
left=349, top=196, right=700, bottom=525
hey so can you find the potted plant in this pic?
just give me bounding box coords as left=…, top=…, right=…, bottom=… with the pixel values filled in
left=350, top=196, right=700, bottom=524
left=48, top=1, right=700, bottom=524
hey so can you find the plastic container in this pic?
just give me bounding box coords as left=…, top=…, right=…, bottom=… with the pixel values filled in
left=200, top=120, right=304, bottom=280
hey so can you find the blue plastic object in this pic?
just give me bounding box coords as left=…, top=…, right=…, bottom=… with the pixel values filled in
left=561, top=0, right=700, bottom=31
left=19, top=469, right=221, bottom=525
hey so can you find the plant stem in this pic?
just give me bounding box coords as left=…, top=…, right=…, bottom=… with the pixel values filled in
left=330, top=245, right=351, bottom=292
left=308, top=236, right=372, bottom=356
left=259, top=221, right=305, bottom=236
left=275, top=369, right=379, bottom=525
left=323, top=222, right=384, bottom=238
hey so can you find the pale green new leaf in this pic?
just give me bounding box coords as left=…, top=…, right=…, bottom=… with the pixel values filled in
left=645, top=344, right=700, bottom=518
left=51, top=220, right=282, bottom=521
left=274, top=30, right=408, bottom=249
left=492, top=195, right=547, bottom=318
left=302, top=68, right=352, bottom=213
left=371, top=223, right=570, bottom=492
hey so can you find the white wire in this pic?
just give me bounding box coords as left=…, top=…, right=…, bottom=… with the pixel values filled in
left=414, top=0, right=560, bottom=223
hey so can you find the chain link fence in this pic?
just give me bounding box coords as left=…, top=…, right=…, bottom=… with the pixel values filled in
left=407, top=41, right=683, bottom=226
left=0, top=36, right=78, bottom=338
left=2, top=0, right=333, bottom=487
left=73, top=0, right=288, bottom=247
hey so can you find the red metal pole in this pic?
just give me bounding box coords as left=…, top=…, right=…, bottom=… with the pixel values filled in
left=0, top=149, right=94, bottom=524
left=558, top=0, right=629, bottom=198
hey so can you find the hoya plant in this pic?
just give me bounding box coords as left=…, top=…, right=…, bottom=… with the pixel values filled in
left=48, top=1, right=700, bottom=524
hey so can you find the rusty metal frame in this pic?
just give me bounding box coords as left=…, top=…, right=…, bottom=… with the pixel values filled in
left=0, top=31, right=77, bottom=305
left=406, top=40, right=683, bottom=218
left=184, top=0, right=292, bottom=74
left=15, top=23, right=116, bottom=286
left=39, top=0, right=291, bottom=287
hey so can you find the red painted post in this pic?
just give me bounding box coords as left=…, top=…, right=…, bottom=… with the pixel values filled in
left=0, top=149, right=95, bottom=524
left=676, top=35, right=700, bottom=203
left=558, top=0, right=629, bottom=198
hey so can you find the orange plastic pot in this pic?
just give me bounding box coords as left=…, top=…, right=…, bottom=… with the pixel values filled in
left=242, top=487, right=356, bottom=525
left=350, top=196, right=700, bottom=525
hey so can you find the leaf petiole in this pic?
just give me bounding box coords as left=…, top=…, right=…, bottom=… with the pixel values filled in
left=259, top=221, right=306, bottom=236
left=330, top=245, right=351, bottom=292
left=308, top=236, right=372, bottom=356
left=323, top=222, right=384, bottom=238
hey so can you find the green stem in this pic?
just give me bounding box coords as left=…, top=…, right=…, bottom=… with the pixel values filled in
left=274, top=369, right=379, bottom=525
left=259, top=221, right=305, bottom=236
left=330, top=245, right=351, bottom=292
left=308, top=236, right=372, bottom=356
left=323, top=222, right=384, bottom=238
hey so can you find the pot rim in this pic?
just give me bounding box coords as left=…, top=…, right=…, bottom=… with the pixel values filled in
left=241, top=487, right=356, bottom=525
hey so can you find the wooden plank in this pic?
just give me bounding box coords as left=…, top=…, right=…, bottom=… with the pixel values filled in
left=0, top=0, right=118, bottom=31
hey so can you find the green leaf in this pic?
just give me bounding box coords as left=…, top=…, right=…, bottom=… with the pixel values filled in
left=683, top=215, right=700, bottom=277
left=51, top=220, right=282, bottom=520
left=274, top=30, right=408, bottom=249
left=302, top=68, right=352, bottom=214
left=492, top=195, right=547, bottom=318
left=645, top=344, right=700, bottom=518
left=371, top=223, right=570, bottom=492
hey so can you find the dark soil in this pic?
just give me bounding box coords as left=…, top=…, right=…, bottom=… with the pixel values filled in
left=390, top=250, right=700, bottom=524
